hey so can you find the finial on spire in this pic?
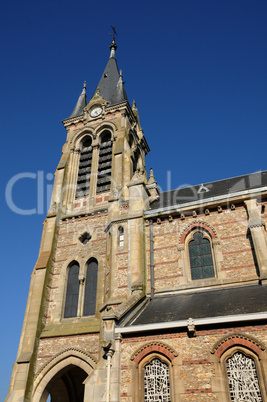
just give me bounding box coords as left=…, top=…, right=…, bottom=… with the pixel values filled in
left=82, top=81, right=86, bottom=94
left=111, top=25, right=118, bottom=42
left=109, top=25, right=118, bottom=58
left=132, top=100, right=137, bottom=110
left=94, top=87, right=100, bottom=97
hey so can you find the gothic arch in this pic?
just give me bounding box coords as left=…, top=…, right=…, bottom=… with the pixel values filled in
left=95, top=121, right=118, bottom=137
left=211, top=333, right=266, bottom=357
left=210, top=333, right=267, bottom=401
left=71, top=129, right=94, bottom=149
left=178, top=220, right=224, bottom=283
left=179, top=220, right=219, bottom=245
left=130, top=341, right=178, bottom=364
left=52, top=251, right=104, bottom=321
left=32, top=348, right=96, bottom=402
left=130, top=342, right=180, bottom=402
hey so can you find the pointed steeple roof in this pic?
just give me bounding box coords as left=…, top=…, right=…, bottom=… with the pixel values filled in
left=92, top=39, right=128, bottom=106
left=69, top=81, right=87, bottom=118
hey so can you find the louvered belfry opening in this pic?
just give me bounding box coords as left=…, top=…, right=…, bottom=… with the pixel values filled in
left=97, top=132, right=112, bottom=193
left=76, top=136, right=92, bottom=198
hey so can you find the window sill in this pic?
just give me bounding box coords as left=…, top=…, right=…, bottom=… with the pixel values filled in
left=40, top=317, right=101, bottom=338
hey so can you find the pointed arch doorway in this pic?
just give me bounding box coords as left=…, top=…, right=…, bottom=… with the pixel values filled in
left=33, top=350, right=96, bottom=402
left=43, top=364, right=87, bottom=402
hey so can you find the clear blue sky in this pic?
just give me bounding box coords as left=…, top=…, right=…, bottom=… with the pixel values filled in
left=1, top=0, right=267, bottom=398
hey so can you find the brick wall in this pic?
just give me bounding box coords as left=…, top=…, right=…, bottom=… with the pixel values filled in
left=146, top=204, right=258, bottom=293
left=120, top=325, right=267, bottom=401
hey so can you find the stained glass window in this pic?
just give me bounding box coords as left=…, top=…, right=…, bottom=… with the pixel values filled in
left=144, top=358, right=171, bottom=402
left=188, top=231, right=215, bottom=280
left=83, top=259, right=98, bottom=316
left=64, top=262, right=80, bottom=318
left=226, top=352, right=262, bottom=401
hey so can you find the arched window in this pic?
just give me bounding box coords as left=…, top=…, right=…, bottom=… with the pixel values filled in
left=76, top=136, right=93, bottom=198
left=144, top=358, right=171, bottom=401
left=97, top=132, right=112, bottom=193
left=118, top=226, right=124, bottom=248
left=64, top=262, right=80, bottom=318
left=83, top=259, right=98, bottom=316
left=212, top=335, right=267, bottom=401
left=226, top=352, right=263, bottom=401
left=188, top=230, right=215, bottom=280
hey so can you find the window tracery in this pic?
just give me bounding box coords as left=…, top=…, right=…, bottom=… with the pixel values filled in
left=226, top=352, right=262, bottom=401
left=188, top=230, right=215, bottom=280
left=144, top=358, right=171, bottom=402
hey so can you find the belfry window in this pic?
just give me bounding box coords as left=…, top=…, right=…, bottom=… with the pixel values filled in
left=188, top=230, right=215, bottom=280
left=64, top=262, right=80, bottom=318
left=76, top=136, right=93, bottom=198
left=226, top=352, right=262, bottom=401
left=144, top=358, right=171, bottom=401
left=83, top=259, right=98, bottom=316
left=97, top=132, right=112, bottom=193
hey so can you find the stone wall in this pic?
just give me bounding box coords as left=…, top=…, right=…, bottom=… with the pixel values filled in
left=120, top=324, right=267, bottom=401
left=35, top=333, right=99, bottom=374
left=146, top=203, right=260, bottom=294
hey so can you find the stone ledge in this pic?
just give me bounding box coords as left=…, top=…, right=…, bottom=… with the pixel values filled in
left=40, top=319, right=101, bottom=338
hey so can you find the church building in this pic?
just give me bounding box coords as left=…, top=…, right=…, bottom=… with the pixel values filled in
left=6, top=37, right=267, bottom=401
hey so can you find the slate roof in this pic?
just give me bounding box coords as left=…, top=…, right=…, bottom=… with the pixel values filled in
left=129, top=284, right=267, bottom=326
left=67, top=42, right=128, bottom=119
left=92, top=53, right=128, bottom=106
left=148, top=170, right=267, bottom=212
left=68, top=82, right=87, bottom=119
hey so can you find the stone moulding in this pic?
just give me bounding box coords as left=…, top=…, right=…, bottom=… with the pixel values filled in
left=211, top=333, right=266, bottom=357
left=179, top=219, right=219, bottom=244
left=130, top=341, right=178, bottom=364
left=34, top=347, right=97, bottom=379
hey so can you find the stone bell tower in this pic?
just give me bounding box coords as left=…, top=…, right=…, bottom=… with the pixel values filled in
left=6, top=36, right=158, bottom=401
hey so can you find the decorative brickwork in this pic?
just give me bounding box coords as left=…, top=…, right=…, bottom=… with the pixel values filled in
left=211, top=333, right=266, bottom=357
left=34, top=347, right=97, bottom=378
left=131, top=341, right=178, bottom=363
left=179, top=220, right=218, bottom=244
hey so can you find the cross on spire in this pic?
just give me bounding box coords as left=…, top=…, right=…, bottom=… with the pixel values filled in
left=111, top=25, right=118, bottom=42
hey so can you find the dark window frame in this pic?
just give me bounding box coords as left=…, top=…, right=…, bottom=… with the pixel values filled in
left=188, top=229, right=215, bottom=280
left=64, top=262, right=80, bottom=318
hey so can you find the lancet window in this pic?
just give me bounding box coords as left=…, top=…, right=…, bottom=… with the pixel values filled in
left=118, top=226, right=124, bottom=248
left=64, top=262, right=80, bottom=318
left=64, top=259, right=98, bottom=318
left=97, top=132, right=112, bottom=193
left=83, top=259, right=98, bottom=316
left=226, top=352, right=262, bottom=401
left=188, top=230, right=215, bottom=280
left=144, top=358, right=171, bottom=401
left=76, top=136, right=93, bottom=198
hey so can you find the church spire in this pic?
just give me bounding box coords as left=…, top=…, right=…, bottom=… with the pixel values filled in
left=92, top=31, right=128, bottom=106
left=68, top=81, right=87, bottom=118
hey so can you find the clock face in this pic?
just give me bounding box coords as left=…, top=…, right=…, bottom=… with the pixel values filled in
left=90, top=106, right=102, bottom=117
